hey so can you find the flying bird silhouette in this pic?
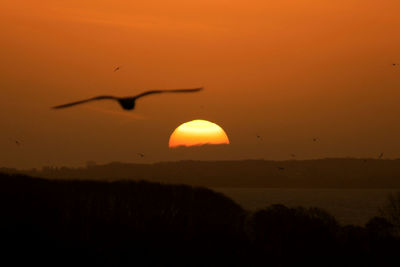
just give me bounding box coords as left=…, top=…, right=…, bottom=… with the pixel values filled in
left=137, top=153, right=145, bottom=158
left=52, top=88, right=203, bottom=111
left=378, top=152, right=384, bottom=159
left=114, top=66, right=120, bottom=72
left=313, top=138, right=319, bottom=142
left=10, top=138, right=21, bottom=146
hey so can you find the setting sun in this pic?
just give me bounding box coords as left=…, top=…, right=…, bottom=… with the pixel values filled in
left=169, top=120, right=230, bottom=148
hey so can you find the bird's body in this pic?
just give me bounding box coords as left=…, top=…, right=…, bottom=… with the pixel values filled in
left=378, top=153, right=384, bottom=159
left=52, top=88, right=203, bottom=111
left=118, top=98, right=136, bottom=110
left=114, top=66, right=120, bottom=72
left=137, top=153, right=145, bottom=158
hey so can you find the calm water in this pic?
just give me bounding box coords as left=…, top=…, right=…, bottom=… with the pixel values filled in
left=213, top=188, right=398, bottom=226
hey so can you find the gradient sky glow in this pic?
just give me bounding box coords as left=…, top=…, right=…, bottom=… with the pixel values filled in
left=1, top=0, right=400, bottom=168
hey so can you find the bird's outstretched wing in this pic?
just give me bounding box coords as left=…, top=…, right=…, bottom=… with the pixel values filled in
left=133, top=87, right=203, bottom=100
left=52, top=96, right=117, bottom=109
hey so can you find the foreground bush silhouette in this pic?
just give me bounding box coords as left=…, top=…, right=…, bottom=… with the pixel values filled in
left=380, top=191, right=400, bottom=235
left=1, top=173, right=400, bottom=266
left=246, top=204, right=340, bottom=266
left=0, top=173, right=247, bottom=266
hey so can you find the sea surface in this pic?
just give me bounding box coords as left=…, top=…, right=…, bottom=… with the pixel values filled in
left=213, top=188, right=398, bottom=226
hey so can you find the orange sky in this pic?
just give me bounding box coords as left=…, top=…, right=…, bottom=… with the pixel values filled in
left=1, top=0, right=400, bottom=168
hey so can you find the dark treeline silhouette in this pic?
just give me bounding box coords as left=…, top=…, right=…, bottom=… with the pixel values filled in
left=1, top=172, right=399, bottom=266
left=6, top=158, right=400, bottom=188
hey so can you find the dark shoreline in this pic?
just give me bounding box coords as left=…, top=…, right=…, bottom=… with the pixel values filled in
left=3, top=158, right=400, bottom=189
left=1, top=172, right=400, bottom=266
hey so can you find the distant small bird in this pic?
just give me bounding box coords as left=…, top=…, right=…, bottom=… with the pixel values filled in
left=393, top=63, right=397, bottom=67
left=114, top=66, right=120, bottom=72
left=10, top=138, right=21, bottom=146
left=313, top=138, right=319, bottom=142
left=52, top=88, right=203, bottom=111
left=256, top=135, right=263, bottom=141
left=290, top=153, right=296, bottom=158
left=137, top=153, right=145, bottom=158
left=277, top=167, right=285, bottom=171
left=378, top=153, right=384, bottom=159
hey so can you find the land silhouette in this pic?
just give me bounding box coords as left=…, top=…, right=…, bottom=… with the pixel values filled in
left=0, top=172, right=399, bottom=266
left=6, top=158, right=400, bottom=188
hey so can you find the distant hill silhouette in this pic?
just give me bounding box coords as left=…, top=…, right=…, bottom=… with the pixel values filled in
left=6, top=158, right=400, bottom=188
